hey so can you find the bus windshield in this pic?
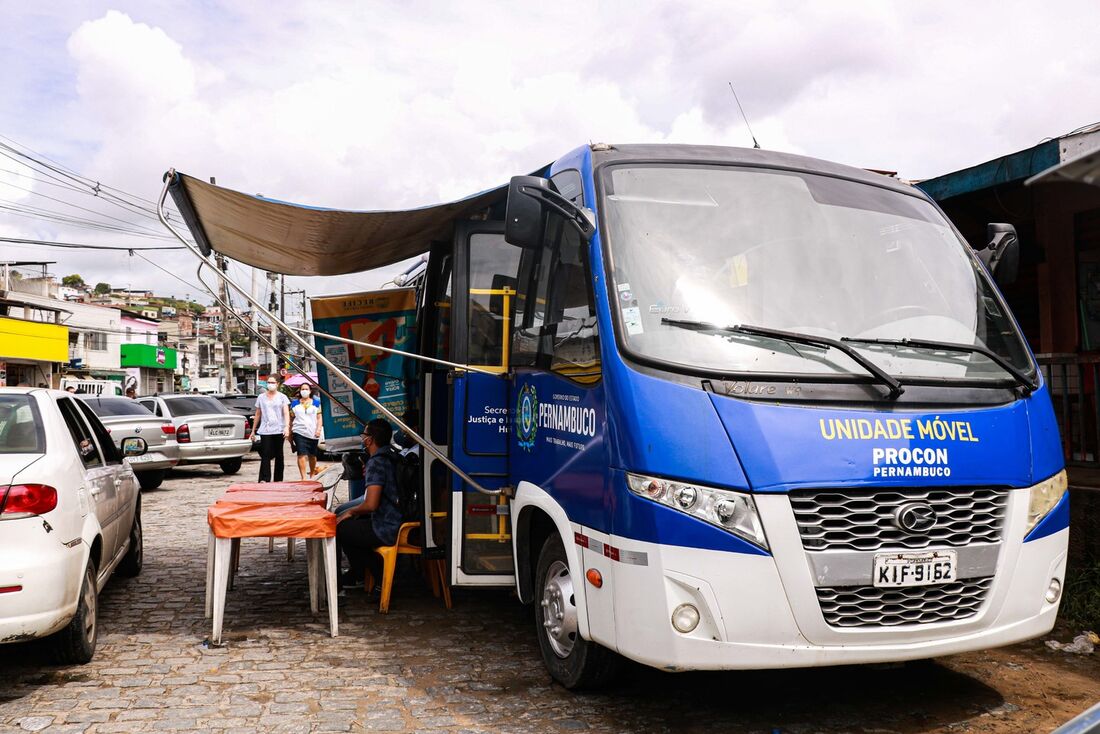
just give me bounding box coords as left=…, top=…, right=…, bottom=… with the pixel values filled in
left=600, top=164, right=1034, bottom=384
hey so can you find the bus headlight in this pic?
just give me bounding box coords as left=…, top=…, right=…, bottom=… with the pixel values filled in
left=1026, top=469, right=1068, bottom=534
left=626, top=473, right=768, bottom=550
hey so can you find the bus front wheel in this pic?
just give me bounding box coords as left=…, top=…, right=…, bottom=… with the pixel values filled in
left=534, top=533, right=619, bottom=689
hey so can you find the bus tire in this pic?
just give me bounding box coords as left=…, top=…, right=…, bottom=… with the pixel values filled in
left=534, top=533, right=619, bottom=690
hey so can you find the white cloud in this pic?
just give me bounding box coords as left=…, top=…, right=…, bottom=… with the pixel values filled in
left=1, top=1, right=1099, bottom=299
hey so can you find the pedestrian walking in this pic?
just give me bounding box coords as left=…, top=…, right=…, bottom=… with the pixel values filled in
left=290, top=383, right=323, bottom=480
left=251, top=376, right=290, bottom=482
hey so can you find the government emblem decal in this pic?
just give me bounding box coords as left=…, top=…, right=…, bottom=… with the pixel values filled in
left=516, top=383, right=538, bottom=452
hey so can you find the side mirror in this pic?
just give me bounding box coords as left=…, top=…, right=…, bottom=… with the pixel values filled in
left=505, top=175, right=596, bottom=248
left=121, top=436, right=148, bottom=457
left=980, top=223, right=1020, bottom=286
left=505, top=176, right=551, bottom=248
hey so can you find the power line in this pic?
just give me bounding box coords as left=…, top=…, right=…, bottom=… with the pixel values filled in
left=0, top=139, right=189, bottom=232
left=0, top=236, right=185, bottom=251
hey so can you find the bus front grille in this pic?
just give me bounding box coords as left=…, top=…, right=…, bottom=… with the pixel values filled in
left=816, top=577, right=993, bottom=628
left=789, top=487, right=1009, bottom=552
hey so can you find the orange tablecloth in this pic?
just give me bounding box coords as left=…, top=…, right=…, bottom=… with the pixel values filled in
left=215, top=491, right=326, bottom=506
left=226, top=481, right=323, bottom=492
left=207, top=502, right=336, bottom=539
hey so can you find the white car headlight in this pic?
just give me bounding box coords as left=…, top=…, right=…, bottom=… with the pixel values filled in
left=1026, top=469, right=1068, bottom=534
left=626, top=473, right=768, bottom=550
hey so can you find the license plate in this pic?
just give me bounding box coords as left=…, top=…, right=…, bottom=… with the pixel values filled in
left=873, top=550, right=957, bottom=588
left=128, top=453, right=157, bottom=463
left=206, top=427, right=233, bottom=438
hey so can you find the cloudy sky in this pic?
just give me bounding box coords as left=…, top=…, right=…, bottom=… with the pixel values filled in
left=2, top=1, right=1099, bottom=311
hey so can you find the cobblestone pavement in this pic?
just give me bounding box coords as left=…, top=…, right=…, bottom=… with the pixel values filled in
left=2, top=461, right=1098, bottom=733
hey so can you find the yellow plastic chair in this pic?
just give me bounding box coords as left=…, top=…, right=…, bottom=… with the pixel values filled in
left=366, top=521, right=452, bottom=613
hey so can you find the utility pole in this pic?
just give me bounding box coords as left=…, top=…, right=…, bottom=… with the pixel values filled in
left=279, top=274, right=286, bottom=357
left=215, top=252, right=235, bottom=393
left=267, top=271, right=279, bottom=377
left=283, top=288, right=308, bottom=370
left=211, top=177, right=234, bottom=392
left=250, top=267, right=259, bottom=392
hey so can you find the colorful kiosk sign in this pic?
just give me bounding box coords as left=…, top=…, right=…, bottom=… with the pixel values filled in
left=309, top=289, right=417, bottom=443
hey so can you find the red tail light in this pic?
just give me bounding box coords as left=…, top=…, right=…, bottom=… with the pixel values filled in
left=2, top=484, right=58, bottom=516
left=161, top=423, right=176, bottom=435
left=177, top=424, right=191, bottom=443
left=244, top=417, right=253, bottom=434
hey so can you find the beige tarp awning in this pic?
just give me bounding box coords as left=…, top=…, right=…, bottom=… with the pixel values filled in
left=168, top=172, right=507, bottom=276
left=1027, top=147, right=1100, bottom=188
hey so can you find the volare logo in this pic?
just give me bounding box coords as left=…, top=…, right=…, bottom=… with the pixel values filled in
left=515, top=383, right=538, bottom=452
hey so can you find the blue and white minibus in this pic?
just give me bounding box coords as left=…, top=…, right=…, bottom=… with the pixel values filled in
left=161, top=143, right=1069, bottom=689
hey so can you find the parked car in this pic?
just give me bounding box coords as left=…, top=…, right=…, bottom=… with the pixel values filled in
left=0, top=387, right=146, bottom=663
left=136, top=394, right=250, bottom=474
left=77, top=395, right=179, bottom=490
left=209, top=393, right=257, bottom=450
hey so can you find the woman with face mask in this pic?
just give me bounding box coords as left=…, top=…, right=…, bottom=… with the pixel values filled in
left=290, top=383, right=324, bottom=480
left=251, top=376, right=291, bottom=482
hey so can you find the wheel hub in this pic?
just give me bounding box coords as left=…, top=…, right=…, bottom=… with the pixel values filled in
left=82, top=571, right=96, bottom=643
left=540, top=560, right=578, bottom=658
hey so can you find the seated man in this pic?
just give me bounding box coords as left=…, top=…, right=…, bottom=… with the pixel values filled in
left=335, top=418, right=402, bottom=595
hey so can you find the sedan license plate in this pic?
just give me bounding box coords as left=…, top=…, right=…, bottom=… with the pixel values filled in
left=206, top=427, right=233, bottom=438
left=873, top=550, right=957, bottom=588
left=128, top=453, right=157, bottom=463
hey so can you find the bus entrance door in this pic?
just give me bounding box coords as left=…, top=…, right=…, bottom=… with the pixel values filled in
left=448, top=222, right=521, bottom=586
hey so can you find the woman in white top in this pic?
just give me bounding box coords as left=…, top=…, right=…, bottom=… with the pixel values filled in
left=290, top=384, right=324, bottom=480
left=251, top=376, right=291, bottom=482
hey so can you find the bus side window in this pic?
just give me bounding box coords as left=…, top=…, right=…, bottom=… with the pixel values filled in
left=512, top=208, right=600, bottom=383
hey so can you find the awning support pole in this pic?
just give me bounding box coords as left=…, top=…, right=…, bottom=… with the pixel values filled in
left=289, top=326, right=505, bottom=377
left=194, top=263, right=366, bottom=429
left=158, top=170, right=508, bottom=497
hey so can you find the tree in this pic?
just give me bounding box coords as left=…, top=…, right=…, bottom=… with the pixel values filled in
left=62, top=274, right=85, bottom=289
left=94, top=282, right=111, bottom=295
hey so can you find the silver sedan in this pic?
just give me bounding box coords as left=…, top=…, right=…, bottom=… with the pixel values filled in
left=77, top=395, right=179, bottom=490
left=136, top=394, right=250, bottom=475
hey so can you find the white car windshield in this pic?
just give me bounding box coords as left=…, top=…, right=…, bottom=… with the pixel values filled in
left=600, top=164, right=1033, bottom=383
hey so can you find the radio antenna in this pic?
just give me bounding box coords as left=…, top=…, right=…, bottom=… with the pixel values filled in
left=728, top=81, right=760, bottom=149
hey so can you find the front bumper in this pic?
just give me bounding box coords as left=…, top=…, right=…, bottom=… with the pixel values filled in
left=177, top=438, right=253, bottom=464
left=582, top=489, right=1068, bottom=670
left=0, top=518, right=85, bottom=643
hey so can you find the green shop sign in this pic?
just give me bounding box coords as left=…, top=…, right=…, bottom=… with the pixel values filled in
left=120, top=343, right=177, bottom=370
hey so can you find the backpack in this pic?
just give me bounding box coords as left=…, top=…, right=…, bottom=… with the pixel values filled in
left=382, top=449, right=421, bottom=523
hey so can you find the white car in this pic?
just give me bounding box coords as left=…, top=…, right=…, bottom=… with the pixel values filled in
left=0, top=387, right=147, bottom=663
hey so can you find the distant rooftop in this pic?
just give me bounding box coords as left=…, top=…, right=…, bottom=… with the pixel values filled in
left=918, top=122, right=1100, bottom=201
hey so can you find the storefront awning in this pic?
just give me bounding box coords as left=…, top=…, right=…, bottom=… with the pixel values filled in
left=167, top=172, right=509, bottom=276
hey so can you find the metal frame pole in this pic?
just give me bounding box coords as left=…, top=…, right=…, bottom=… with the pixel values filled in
left=158, top=170, right=506, bottom=497
left=289, top=326, right=506, bottom=377
left=195, top=264, right=365, bottom=428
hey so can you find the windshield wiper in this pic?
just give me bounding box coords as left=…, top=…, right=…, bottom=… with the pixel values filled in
left=840, top=336, right=1038, bottom=394
left=661, top=318, right=904, bottom=399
